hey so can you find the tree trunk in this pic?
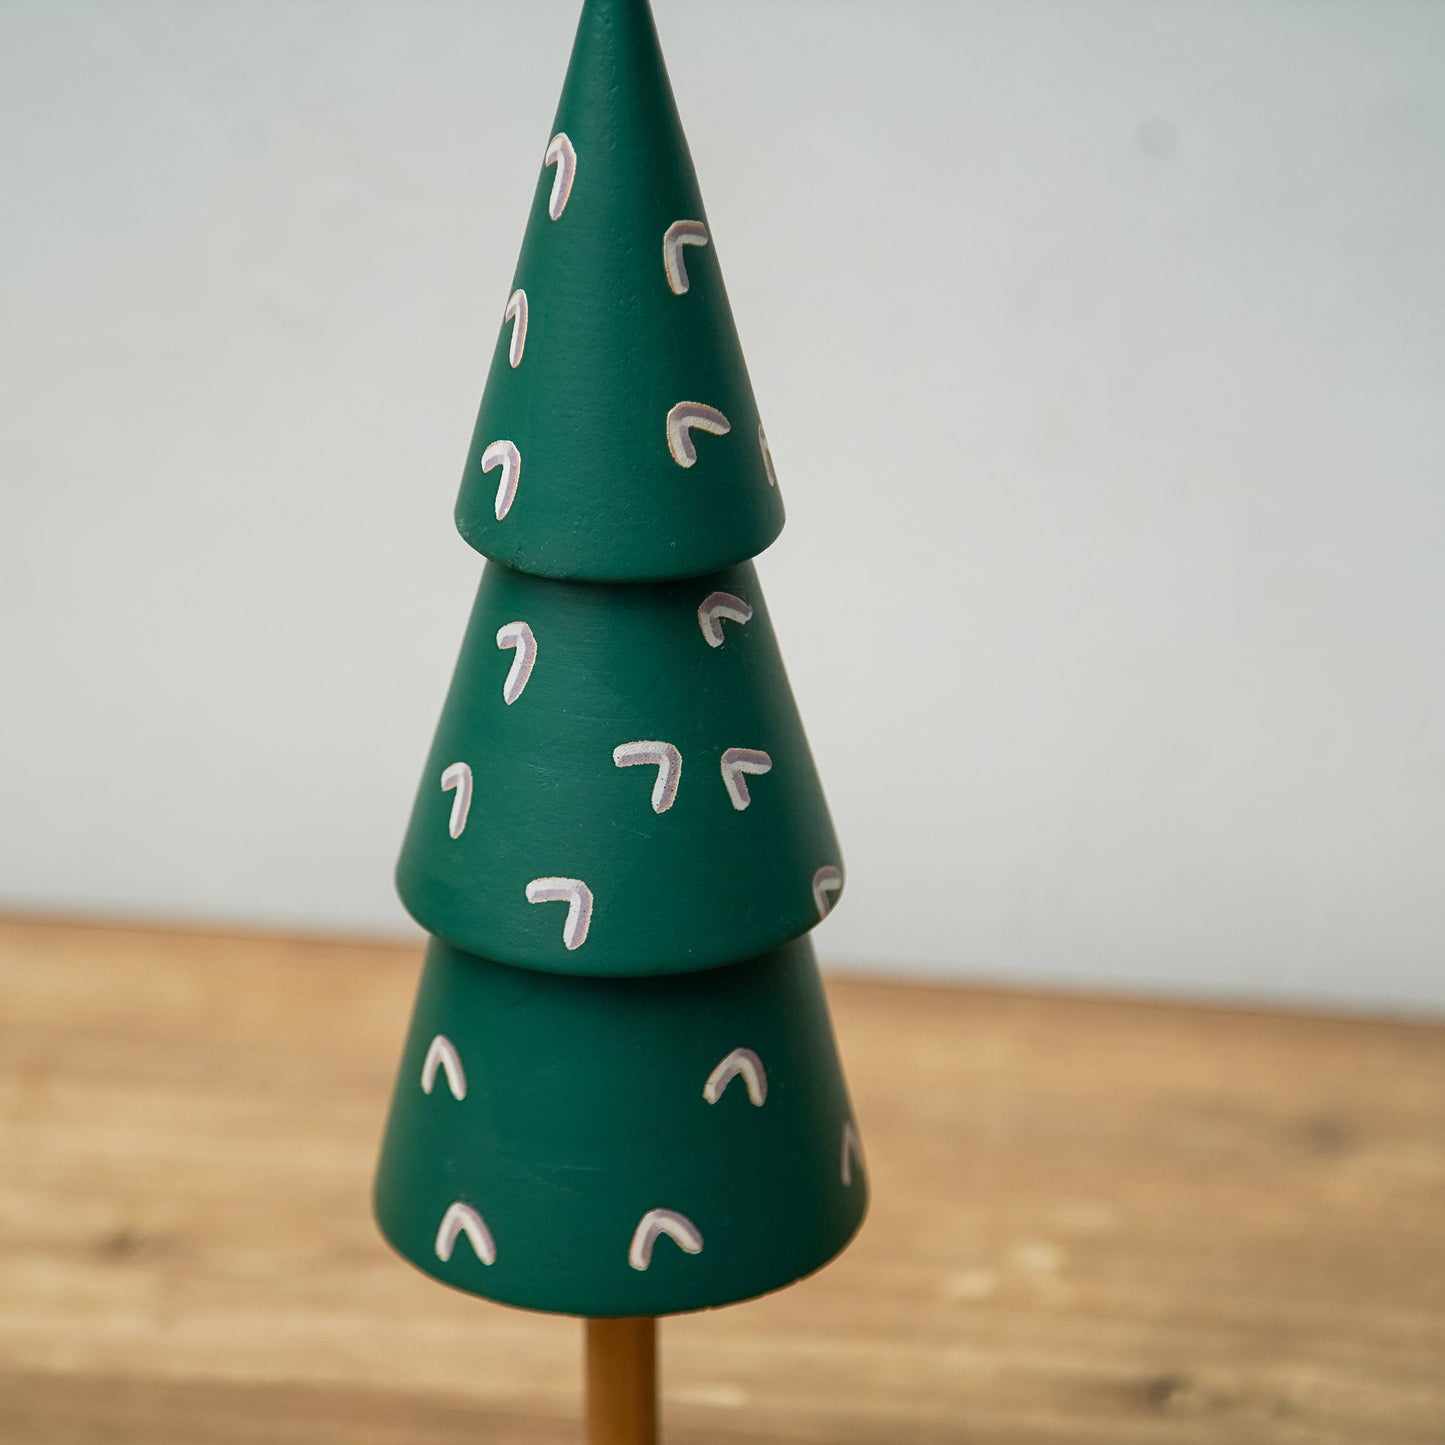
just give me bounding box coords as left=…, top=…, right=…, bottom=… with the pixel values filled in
left=586, top=1317, right=657, bottom=1445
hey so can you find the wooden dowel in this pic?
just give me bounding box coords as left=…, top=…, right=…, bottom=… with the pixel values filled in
left=586, top=1316, right=657, bottom=1445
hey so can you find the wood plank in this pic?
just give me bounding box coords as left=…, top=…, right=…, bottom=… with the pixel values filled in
left=0, top=916, right=1441, bottom=1443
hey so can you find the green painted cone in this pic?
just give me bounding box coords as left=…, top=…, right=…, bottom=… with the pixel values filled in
left=396, top=559, right=843, bottom=977
left=454, top=0, right=784, bottom=581
left=373, top=934, right=867, bottom=1317
left=376, top=0, right=867, bottom=1324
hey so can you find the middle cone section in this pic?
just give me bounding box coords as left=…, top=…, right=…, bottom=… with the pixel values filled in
left=396, top=560, right=843, bottom=977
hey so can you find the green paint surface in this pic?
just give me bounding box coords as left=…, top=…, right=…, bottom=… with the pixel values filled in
left=396, top=559, right=842, bottom=977
left=374, top=935, right=867, bottom=1317
left=455, top=0, right=783, bottom=580
left=375, top=0, right=867, bottom=1319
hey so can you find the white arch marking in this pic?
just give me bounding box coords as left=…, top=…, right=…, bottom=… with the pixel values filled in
left=758, top=423, right=778, bottom=488
left=420, top=1033, right=467, bottom=1099
left=812, top=865, right=843, bottom=920
left=841, top=1120, right=864, bottom=1186
left=495, top=621, right=537, bottom=705
left=481, top=439, right=521, bottom=521
left=697, top=591, right=753, bottom=648
left=666, top=402, right=730, bottom=468
left=435, top=1201, right=496, bottom=1265
left=662, top=219, right=709, bottom=295
left=503, top=288, right=528, bottom=368
left=628, top=1208, right=704, bottom=1271
left=702, top=1047, right=767, bottom=1107
left=720, top=748, right=773, bottom=811
left=526, top=876, right=593, bottom=950
left=544, top=133, right=576, bottom=220
left=612, top=740, right=682, bottom=814
left=439, top=761, right=473, bottom=839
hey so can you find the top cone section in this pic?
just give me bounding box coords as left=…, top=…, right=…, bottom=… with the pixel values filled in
left=455, top=0, right=785, bottom=582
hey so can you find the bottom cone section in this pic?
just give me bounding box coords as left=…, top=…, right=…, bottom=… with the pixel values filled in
left=373, top=934, right=868, bottom=1317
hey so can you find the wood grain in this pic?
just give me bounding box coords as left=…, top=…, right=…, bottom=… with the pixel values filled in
left=1, top=916, right=1442, bottom=1444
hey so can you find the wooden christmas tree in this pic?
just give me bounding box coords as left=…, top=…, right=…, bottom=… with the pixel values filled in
left=374, top=0, right=866, bottom=1435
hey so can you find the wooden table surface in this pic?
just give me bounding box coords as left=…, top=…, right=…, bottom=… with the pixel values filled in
left=1, top=917, right=1442, bottom=1444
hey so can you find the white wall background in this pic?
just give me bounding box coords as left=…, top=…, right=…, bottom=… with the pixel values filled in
left=3, top=1, right=1443, bottom=1013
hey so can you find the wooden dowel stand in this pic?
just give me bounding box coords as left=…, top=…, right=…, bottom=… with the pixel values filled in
left=586, top=1316, right=657, bottom=1445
